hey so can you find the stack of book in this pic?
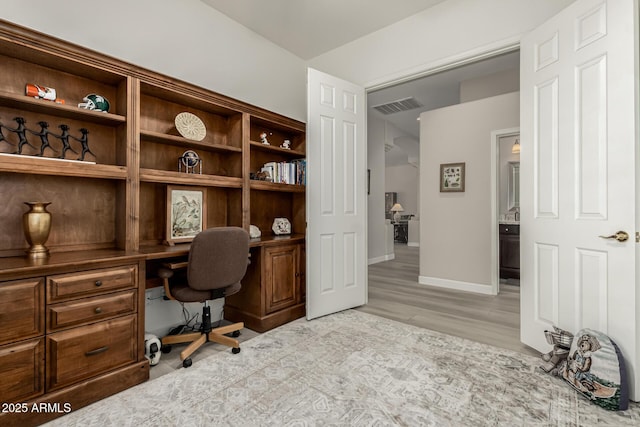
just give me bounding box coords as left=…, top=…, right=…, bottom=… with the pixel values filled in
left=261, top=159, right=306, bottom=185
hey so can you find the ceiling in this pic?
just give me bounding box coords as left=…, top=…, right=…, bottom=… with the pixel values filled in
left=201, top=0, right=520, bottom=166
left=200, top=0, right=446, bottom=60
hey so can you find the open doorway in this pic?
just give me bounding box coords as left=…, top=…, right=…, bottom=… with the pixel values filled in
left=362, top=49, right=532, bottom=355
left=366, top=49, right=520, bottom=272
left=491, top=128, right=521, bottom=295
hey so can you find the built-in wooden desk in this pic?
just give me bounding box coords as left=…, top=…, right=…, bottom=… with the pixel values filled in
left=140, top=234, right=306, bottom=332
left=0, top=19, right=306, bottom=425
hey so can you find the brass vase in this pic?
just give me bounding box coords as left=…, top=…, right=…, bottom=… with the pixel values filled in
left=23, top=202, right=52, bottom=258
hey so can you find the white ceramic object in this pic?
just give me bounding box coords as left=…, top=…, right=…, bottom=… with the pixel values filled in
left=272, top=217, right=291, bottom=235
left=175, top=112, right=206, bottom=141
left=249, top=224, right=261, bottom=238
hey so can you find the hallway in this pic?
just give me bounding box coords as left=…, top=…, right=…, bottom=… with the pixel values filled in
left=358, top=244, right=539, bottom=357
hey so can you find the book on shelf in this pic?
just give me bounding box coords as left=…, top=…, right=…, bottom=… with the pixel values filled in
left=260, top=159, right=306, bottom=185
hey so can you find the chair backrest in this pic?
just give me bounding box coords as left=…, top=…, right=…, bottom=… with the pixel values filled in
left=187, top=227, right=250, bottom=291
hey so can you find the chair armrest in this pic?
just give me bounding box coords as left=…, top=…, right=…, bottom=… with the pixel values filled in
left=158, top=267, right=182, bottom=301
left=158, top=267, right=175, bottom=280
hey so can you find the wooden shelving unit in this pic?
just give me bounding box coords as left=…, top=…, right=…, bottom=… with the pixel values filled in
left=0, top=19, right=306, bottom=426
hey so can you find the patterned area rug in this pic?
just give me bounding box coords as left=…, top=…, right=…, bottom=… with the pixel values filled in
left=47, top=310, right=640, bottom=426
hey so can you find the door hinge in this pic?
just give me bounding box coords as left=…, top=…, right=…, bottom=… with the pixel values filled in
left=636, top=232, right=639, bottom=243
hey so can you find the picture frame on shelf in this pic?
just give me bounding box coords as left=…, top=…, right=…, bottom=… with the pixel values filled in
left=165, top=185, right=207, bottom=245
left=440, top=162, right=465, bottom=192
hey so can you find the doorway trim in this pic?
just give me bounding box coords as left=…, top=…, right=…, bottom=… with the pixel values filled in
left=365, top=40, right=520, bottom=92
left=490, top=127, right=520, bottom=295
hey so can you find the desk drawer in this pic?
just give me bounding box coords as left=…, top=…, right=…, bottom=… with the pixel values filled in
left=47, top=290, right=137, bottom=332
left=46, top=315, right=136, bottom=391
left=47, top=266, right=137, bottom=302
left=499, top=224, right=519, bottom=235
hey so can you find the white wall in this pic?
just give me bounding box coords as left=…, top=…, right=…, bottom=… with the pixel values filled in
left=460, top=68, right=520, bottom=103
left=367, top=116, right=390, bottom=263
left=386, top=164, right=419, bottom=218
left=420, top=92, right=519, bottom=292
left=1, top=0, right=307, bottom=121
left=308, top=0, right=574, bottom=88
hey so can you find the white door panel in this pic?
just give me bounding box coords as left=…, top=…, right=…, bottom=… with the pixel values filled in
left=521, top=0, right=638, bottom=398
left=307, top=68, right=367, bottom=320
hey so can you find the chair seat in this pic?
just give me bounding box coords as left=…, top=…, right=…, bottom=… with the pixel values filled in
left=169, top=281, right=242, bottom=303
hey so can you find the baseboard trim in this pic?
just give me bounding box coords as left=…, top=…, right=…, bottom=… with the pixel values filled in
left=418, top=276, right=494, bottom=295
left=368, top=253, right=395, bottom=265
left=407, top=242, right=419, bottom=247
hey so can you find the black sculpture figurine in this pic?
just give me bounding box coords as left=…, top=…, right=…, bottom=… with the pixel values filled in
left=5, top=117, right=37, bottom=154
left=71, top=128, right=95, bottom=161
left=28, top=121, right=58, bottom=156
left=0, top=120, right=14, bottom=147
left=57, top=124, right=78, bottom=159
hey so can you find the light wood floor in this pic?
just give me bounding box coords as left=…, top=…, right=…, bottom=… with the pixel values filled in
left=356, top=244, right=540, bottom=357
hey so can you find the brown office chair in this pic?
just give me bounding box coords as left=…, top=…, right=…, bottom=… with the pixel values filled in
left=159, top=226, right=250, bottom=368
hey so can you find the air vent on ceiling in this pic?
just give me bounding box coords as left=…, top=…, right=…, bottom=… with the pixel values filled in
left=372, top=97, right=423, bottom=115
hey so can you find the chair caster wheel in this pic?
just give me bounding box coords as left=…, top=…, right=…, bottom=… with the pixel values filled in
left=231, top=330, right=240, bottom=338
left=232, top=347, right=241, bottom=354
left=161, top=344, right=172, bottom=354
left=183, top=358, right=192, bottom=368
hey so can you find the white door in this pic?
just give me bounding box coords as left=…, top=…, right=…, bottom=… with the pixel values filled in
left=306, top=68, right=367, bottom=320
left=520, top=0, right=638, bottom=397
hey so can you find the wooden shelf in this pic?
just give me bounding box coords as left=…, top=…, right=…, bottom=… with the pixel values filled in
left=0, top=153, right=127, bottom=179
left=0, top=249, right=144, bottom=276
left=250, top=180, right=305, bottom=193
left=0, top=91, right=126, bottom=126
left=141, top=130, right=242, bottom=153
left=250, top=141, right=304, bottom=157
left=249, top=234, right=306, bottom=247
left=139, top=234, right=306, bottom=263
left=139, top=168, right=243, bottom=187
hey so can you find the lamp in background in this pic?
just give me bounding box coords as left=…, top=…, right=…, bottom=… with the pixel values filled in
left=512, top=138, right=521, bottom=154
left=390, top=203, right=404, bottom=222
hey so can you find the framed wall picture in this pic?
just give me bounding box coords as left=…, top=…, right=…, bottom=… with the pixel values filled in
left=166, top=185, right=207, bottom=245
left=440, top=162, right=465, bottom=192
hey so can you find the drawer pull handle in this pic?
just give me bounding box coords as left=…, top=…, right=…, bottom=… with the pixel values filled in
left=94, top=307, right=102, bottom=314
left=95, top=280, right=102, bottom=287
left=85, top=346, right=109, bottom=357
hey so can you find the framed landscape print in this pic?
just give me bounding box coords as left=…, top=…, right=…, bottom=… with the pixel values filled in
left=166, top=186, right=207, bottom=245
left=440, top=162, right=465, bottom=192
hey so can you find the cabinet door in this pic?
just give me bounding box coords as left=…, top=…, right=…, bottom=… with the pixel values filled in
left=499, top=234, right=520, bottom=279
left=0, top=278, right=44, bottom=346
left=264, top=244, right=300, bottom=314
left=0, top=338, right=45, bottom=402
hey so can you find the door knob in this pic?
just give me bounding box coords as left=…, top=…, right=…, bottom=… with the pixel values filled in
left=598, top=231, right=629, bottom=242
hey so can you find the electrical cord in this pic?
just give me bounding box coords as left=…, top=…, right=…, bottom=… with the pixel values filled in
left=166, top=305, right=236, bottom=340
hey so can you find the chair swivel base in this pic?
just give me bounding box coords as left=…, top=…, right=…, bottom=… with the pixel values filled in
left=161, top=321, right=244, bottom=368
